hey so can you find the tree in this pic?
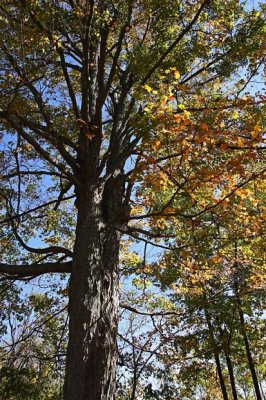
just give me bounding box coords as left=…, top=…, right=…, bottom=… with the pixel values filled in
left=0, top=1, right=265, bottom=399
left=134, top=170, right=265, bottom=399
left=0, top=277, right=68, bottom=399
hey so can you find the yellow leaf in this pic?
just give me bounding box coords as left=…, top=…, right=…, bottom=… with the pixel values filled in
left=152, top=140, right=161, bottom=149
left=160, top=95, right=167, bottom=106
left=232, top=110, right=239, bottom=120
left=173, top=68, right=180, bottom=79
left=144, top=106, right=152, bottom=113
left=144, top=84, right=152, bottom=93
left=237, top=137, right=244, bottom=147
left=251, top=130, right=259, bottom=139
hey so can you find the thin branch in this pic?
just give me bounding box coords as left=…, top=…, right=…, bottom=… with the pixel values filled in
left=10, top=223, right=73, bottom=257
left=129, top=168, right=266, bottom=221
left=0, top=194, right=75, bottom=226
left=2, top=170, right=66, bottom=180
left=121, top=303, right=182, bottom=317
left=2, top=305, right=68, bottom=350
left=0, top=112, right=81, bottom=187
left=141, top=0, right=210, bottom=84
left=58, top=49, right=80, bottom=119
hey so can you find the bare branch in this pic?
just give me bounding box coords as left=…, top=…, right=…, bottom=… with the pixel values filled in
left=121, top=303, right=182, bottom=317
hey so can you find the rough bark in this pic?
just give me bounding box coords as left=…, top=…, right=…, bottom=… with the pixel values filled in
left=63, top=184, right=122, bottom=400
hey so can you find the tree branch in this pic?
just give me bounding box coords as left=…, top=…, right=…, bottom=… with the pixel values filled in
left=141, top=0, right=210, bottom=84
left=58, top=49, right=80, bottom=119
left=0, top=194, right=75, bottom=226
left=9, top=221, right=73, bottom=258
left=121, top=303, right=182, bottom=317
left=0, top=262, right=72, bottom=277
left=0, top=112, right=81, bottom=187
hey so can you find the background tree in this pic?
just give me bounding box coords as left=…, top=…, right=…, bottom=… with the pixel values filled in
left=127, top=169, right=265, bottom=398
left=0, top=276, right=68, bottom=399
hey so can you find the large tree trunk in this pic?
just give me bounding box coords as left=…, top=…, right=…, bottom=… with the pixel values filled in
left=63, top=184, right=122, bottom=400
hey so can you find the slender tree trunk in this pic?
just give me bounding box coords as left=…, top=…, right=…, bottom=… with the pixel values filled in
left=204, top=310, right=229, bottom=400
left=130, top=343, right=138, bottom=400
left=218, top=327, right=238, bottom=400
left=214, top=353, right=230, bottom=400
left=225, top=353, right=238, bottom=400
left=237, top=302, right=262, bottom=400
left=233, top=270, right=262, bottom=400
left=130, top=372, right=138, bottom=400
left=63, top=185, right=122, bottom=400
